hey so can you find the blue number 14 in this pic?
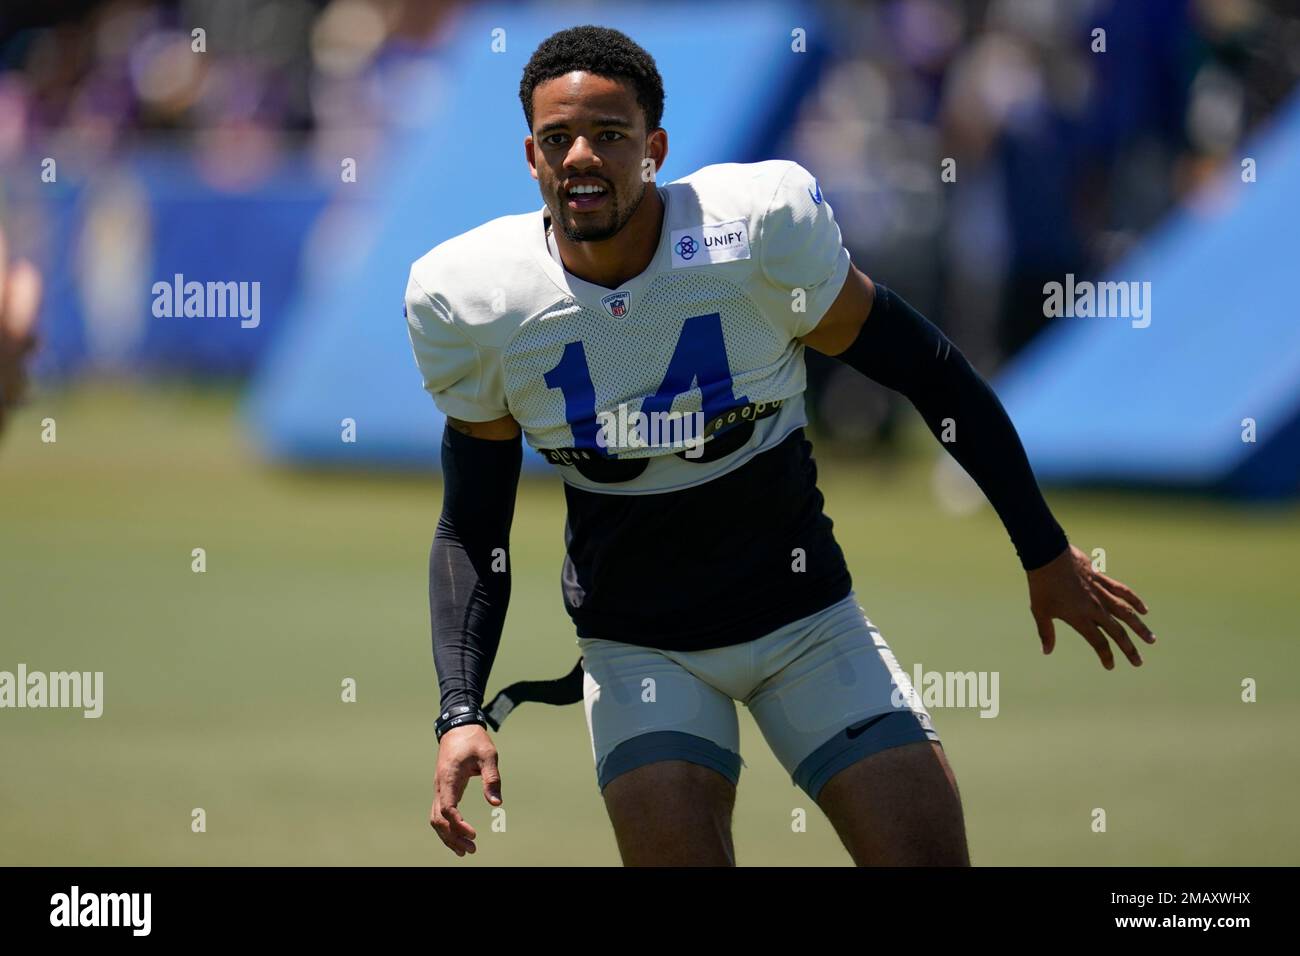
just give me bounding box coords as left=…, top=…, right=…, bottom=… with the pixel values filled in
left=543, top=312, right=748, bottom=453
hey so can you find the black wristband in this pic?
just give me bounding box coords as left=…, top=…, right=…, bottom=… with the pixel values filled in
left=435, top=704, right=488, bottom=742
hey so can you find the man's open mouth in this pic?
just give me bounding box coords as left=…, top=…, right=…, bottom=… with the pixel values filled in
left=565, top=182, right=609, bottom=211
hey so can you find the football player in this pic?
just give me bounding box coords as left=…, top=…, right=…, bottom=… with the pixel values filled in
left=0, top=224, right=42, bottom=437
left=405, top=25, right=1154, bottom=865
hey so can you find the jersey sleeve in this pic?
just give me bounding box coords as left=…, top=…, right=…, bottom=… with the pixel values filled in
left=404, top=268, right=509, bottom=422
left=757, top=161, right=853, bottom=339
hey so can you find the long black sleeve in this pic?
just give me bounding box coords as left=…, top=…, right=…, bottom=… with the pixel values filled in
left=833, top=282, right=1068, bottom=571
left=430, top=423, right=522, bottom=714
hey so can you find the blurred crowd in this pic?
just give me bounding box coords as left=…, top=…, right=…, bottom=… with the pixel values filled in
left=0, top=0, right=465, bottom=183
left=788, top=0, right=1300, bottom=444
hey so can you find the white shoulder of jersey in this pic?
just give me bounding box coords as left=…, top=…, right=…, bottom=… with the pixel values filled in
left=665, top=158, right=852, bottom=338
left=665, top=157, right=805, bottom=214
left=403, top=210, right=558, bottom=423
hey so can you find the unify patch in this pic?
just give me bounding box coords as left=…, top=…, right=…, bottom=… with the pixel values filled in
left=671, top=219, right=751, bottom=268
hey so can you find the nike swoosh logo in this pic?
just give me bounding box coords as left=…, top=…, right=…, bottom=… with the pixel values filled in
left=808, top=180, right=823, bottom=205
left=845, top=713, right=890, bottom=739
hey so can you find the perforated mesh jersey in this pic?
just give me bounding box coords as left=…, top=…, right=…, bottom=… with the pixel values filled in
left=502, top=268, right=806, bottom=459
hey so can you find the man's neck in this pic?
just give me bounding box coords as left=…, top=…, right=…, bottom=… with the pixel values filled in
left=549, top=185, right=664, bottom=290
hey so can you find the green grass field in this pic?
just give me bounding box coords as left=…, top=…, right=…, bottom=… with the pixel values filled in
left=1, top=382, right=1297, bottom=866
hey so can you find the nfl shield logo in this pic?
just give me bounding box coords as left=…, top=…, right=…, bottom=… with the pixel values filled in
left=600, top=290, right=631, bottom=318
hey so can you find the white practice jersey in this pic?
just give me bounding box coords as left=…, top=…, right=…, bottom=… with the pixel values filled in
left=404, top=159, right=852, bottom=494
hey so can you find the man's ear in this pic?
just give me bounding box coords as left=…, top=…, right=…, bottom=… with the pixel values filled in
left=524, top=136, right=538, bottom=181
left=648, top=128, right=669, bottom=174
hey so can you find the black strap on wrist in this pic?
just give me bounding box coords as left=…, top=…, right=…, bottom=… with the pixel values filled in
left=435, top=704, right=488, bottom=742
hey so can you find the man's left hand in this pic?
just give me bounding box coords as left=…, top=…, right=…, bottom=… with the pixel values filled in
left=1028, top=544, right=1155, bottom=670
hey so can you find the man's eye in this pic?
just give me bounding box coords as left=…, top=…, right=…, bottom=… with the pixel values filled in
left=600, top=131, right=624, bottom=141
left=544, top=134, right=568, bottom=146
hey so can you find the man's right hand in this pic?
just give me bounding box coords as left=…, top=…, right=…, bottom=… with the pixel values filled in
left=429, top=723, right=502, bottom=857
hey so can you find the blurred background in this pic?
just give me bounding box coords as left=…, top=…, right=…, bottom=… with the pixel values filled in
left=1, top=0, right=1297, bottom=866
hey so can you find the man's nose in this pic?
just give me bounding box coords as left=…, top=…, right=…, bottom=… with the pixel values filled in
left=565, top=136, right=602, bottom=169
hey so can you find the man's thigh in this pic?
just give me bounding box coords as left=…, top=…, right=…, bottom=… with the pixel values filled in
left=816, top=740, right=969, bottom=865
left=745, top=592, right=941, bottom=801
left=743, top=598, right=967, bottom=858
left=601, top=759, right=738, bottom=865
left=745, top=593, right=967, bottom=863
left=578, top=635, right=745, bottom=865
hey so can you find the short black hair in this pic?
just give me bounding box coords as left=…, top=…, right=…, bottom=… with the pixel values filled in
left=519, top=25, right=665, bottom=133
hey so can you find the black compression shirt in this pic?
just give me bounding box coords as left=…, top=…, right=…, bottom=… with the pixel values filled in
left=558, top=425, right=853, bottom=651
